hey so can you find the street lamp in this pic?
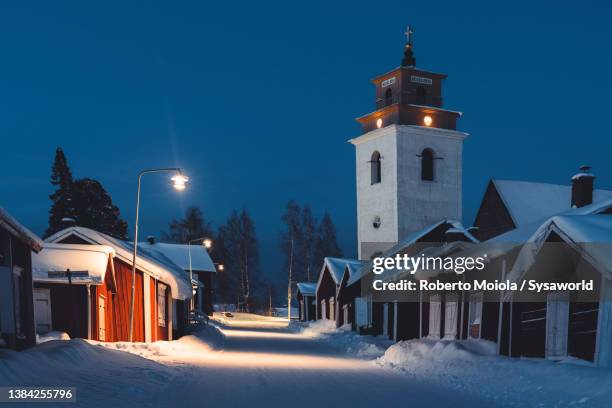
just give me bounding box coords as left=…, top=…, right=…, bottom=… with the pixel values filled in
left=187, top=237, right=213, bottom=312
left=215, top=263, right=224, bottom=271
left=128, top=168, right=188, bottom=342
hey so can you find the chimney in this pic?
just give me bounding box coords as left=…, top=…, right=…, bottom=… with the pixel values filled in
left=146, top=235, right=156, bottom=245
left=571, top=165, right=595, bottom=208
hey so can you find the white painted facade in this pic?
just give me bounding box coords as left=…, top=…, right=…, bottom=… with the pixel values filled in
left=350, top=124, right=467, bottom=259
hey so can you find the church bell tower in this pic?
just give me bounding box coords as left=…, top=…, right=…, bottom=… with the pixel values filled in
left=349, top=27, right=468, bottom=260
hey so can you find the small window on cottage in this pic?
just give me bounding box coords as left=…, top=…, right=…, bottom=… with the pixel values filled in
left=370, top=151, right=381, bottom=184
left=421, top=148, right=434, bottom=181
left=416, top=86, right=427, bottom=105
left=157, top=283, right=167, bottom=327
left=385, top=88, right=393, bottom=106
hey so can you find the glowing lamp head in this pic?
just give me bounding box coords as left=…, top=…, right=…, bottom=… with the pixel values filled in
left=376, top=118, right=383, bottom=129
left=423, top=115, right=433, bottom=127
left=171, top=174, right=189, bottom=191
left=202, top=238, right=213, bottom=249
left=217, top=264, right=225, bottom=271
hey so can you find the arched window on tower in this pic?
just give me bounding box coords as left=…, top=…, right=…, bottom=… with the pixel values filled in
left=370, top=151, right=381, bottom=184
left=421, top=148, right=434, bottom=181
left=416, top=86, right=427, bottom=105
left=385, top=88, right=393, bottom=106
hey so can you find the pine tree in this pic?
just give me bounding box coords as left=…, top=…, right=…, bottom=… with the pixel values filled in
left=72, top=178, right=128, bottom=239
left=45, top=148, right=76, bottom=237
left=315, top=212, right=343, bottom=267
left=163, top=206, right=214, bottom=243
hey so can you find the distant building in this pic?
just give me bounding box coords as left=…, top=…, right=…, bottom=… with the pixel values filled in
left=296, top=282, right=316, bottom=321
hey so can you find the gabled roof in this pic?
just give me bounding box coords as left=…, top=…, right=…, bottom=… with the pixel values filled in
left=348, top=219, right=474, bottom=286
left=138, top=242, right=216, bottom=273
left=45, top=226, right=192, bottom=300
left=33, top=243, right=114, bottom=285
left=317, top=257, right=363, bottom=290
left=505, top=215, right=612, bottom=296
left=492, top=179, right=612, bottom=227
left=462, top=197, right=612, bottom=262
left=296, top=282, right=317, bottom=297
left=0, top=207, right=43, bottom=252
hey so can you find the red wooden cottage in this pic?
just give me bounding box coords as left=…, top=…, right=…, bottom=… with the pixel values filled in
left=315, top=257, right=362, bottom=322
left=0, top=207, right=43, bottom=350
left=43, top=227, right=192, bottom=342
left=500, top=215, right=612, bottom=366
left=296, top=282, right=316, bottom=321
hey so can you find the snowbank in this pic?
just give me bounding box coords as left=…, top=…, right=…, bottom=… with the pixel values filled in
left=93, top=324, right=225, bottom=361
left=378, top=339, right=612, bottom=407
left=0, top=338, right=173, bottom=407
left=297, top=320, right=392, bottom=359
left=36, top=331, right=70, bottom=344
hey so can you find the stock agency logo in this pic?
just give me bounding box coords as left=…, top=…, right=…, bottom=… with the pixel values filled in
left=372, top=253, right=487, bottom=275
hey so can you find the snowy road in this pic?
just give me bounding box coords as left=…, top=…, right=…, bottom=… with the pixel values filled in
left=148, top=315, right=490, bottom=408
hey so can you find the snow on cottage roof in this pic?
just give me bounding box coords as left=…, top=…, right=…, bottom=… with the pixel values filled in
left=492, top=179, right=612, bottom=227
left=461, top=196, right=612, bottom=262
left=347, top=219, right=474, bottom=286
left=33, top=243, right=114, bottom=285
left=296, top=282, right=317, bottom=296
left=44, top=227, right=192, bottom=300
left=319, top=257, right=363, bottom=286
left=138, top=242, right=216, bottom=273
left=505, top=215, right=612, bottom=296
left=0, top=206, right=43, bottom=252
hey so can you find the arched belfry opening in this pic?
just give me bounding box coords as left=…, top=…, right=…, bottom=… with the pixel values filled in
left=370, top=151, right=382, bottom=184
left=421, top=148, right=434, bottom=181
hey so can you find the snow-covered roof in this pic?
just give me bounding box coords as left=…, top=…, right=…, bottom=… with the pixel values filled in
left=318, top=257, right=363, bottom=287
left=138, top=242, right=216, bottom=273
left=0, top=206, right=43, bottom=252
left=492, top=179, right=612, bottom=227
left=348, top=219, right=473, bottom=286
left=461, top=196, right=612, bottom=262
left=296, top=282, right=317, bottom=296
left=33, top=243, right=114, bottom=285
left=505, top=215, right=612, bottom=296
left=45, top=227, right=192, bottom=300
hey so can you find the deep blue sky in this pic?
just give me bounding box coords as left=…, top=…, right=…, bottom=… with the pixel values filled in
left=1, top=1, right=611, bottom=281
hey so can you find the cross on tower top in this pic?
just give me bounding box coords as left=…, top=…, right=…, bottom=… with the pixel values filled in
left=405, top=25, right=414, bottom=45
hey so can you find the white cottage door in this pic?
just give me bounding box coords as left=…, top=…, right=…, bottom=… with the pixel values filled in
left=382, top=303, right=389, bottom=337
left=428, top=295, right=441, bottom=339
left=444, top=294, right=458, bottom=340
left=546, top=292, right=569, bottom=359
left=33, top=288, right=52, bottom=334
left=98, top=296, right=106, bottom=341
left=321, top=299, right=327, bottom=320
left=343, top=304, right=349, bottom=326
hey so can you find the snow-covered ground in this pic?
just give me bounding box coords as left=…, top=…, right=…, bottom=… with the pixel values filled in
left=1, top=314, right=610, bottom=407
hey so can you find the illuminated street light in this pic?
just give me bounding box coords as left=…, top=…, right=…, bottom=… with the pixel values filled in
left=129, top=168, right=187, bottom=342
left=202, top=238, right=213, bottom=249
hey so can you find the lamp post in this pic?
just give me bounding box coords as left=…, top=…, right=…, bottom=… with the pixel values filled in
left=187, top=237, right=213, bottom=312
left=128, top=168, right=188, bottom=342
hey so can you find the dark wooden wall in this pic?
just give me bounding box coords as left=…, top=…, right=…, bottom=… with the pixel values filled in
left=35, top=282, right=88, bottom=339
left=473, top=181, right=516, bottom=241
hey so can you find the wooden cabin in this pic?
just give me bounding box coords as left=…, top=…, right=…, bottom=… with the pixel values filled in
left=32, top=243, right=115, bottom=340
left=139, top=239, right=217, bottom=318
left=348, top=220, right=477, bottom=340
left=315, top=257, right=362, bottom=321
left=499, top=215, right=612, bottom=366
left=473, top=178, right=612, bottom=241
left=44, top=227, right=193, bottom=342
left=0, top=207, right=43, bottom=350
left=296, top=282, right=316, bottom=321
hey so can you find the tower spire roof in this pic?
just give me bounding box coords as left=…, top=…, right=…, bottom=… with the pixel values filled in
left=401, top=25, right=416, bottom=67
